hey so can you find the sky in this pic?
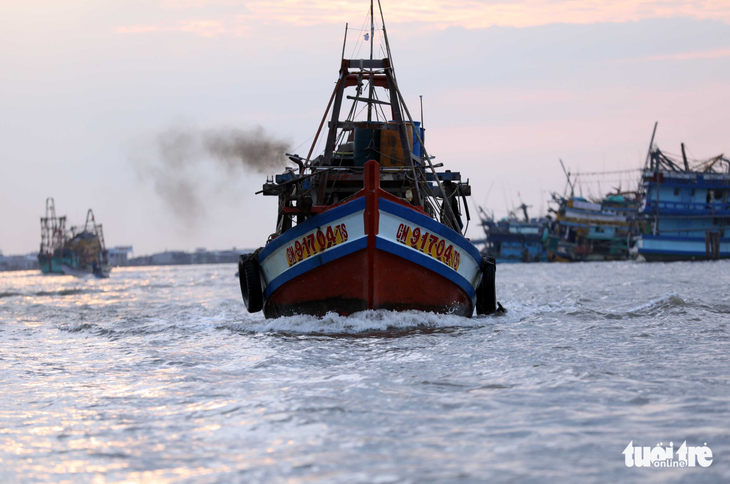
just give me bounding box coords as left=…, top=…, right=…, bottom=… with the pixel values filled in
left=1, top=0, right=729, bottom=255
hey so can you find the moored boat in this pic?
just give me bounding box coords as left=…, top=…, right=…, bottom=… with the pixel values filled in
left=477, top=204, right=549, bottom=263
left=545, top=160, right=636, bottom=262
left=546, top=194, right=634, bottom=262
left=237, top=3, right=497, bottom=318
left=636, top=124, right=730, bottom=261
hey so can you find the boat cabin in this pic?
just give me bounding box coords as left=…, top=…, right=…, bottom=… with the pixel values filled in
left=260, top=54, right=472, bottom=242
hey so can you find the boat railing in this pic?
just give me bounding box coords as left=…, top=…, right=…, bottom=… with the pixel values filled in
left=644, top=200, right=730, bottom=214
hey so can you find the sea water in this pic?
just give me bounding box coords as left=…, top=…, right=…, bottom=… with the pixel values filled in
left=1, top=261, right=729, bottom=483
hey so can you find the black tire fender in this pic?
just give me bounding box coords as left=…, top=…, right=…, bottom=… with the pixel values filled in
left=238, top=254, right=264, bottom=313
left=476, top=256, right=497, bottom=315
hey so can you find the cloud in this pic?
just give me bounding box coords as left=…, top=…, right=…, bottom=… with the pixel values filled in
left=644, top=46, right=730, bottom=61
left=117, top=19, right=242, bottom=37
left=244, top=0, right=730, bottom=29
left=116, top=1, right=730, bottom=37
left=117, top=25, right=160, bottom=34
left=176, top=20, right=228, bottom=37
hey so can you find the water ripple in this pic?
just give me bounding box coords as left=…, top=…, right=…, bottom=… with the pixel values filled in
left=0, top=262, right=729, bottom=483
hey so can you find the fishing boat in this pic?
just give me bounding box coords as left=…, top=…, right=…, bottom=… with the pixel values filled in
left=546, top=162, right=635, bottom=262
left=38, top=198, right=111, bottom=278
left=237, top=2, right=497, bottom=318
left=636, top=123, right=730, bottom=261
left=476, top=204, right=548, bottom=263
left=546, top=194, right=635, bottom=262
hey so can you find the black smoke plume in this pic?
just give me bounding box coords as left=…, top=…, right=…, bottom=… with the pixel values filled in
left=134, top=125, right=290, bottom=227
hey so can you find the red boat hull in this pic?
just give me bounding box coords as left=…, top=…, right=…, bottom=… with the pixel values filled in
left=264, top=248, right=474, bottom=318
left=257, top=161, right=482, bottom=318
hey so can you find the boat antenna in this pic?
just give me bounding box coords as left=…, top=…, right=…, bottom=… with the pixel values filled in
left=420, top=95, right=424, bottom=128
left=341, top=23, right=348, bottom=61
left=370, top=1, right=374, bottom=61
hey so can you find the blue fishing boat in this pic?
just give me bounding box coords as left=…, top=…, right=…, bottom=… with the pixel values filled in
left=477, top=205, right=548, bottom=263
left=545, top=160, right=635, bottom=262
left=546, top=194, right=634, bottom=262
left=636, top=124, right=730, bottom=261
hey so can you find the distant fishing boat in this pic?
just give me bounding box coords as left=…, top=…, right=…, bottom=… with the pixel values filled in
left=39, top=198, right=111, bottom=278
left=636, top=123, right=730, bottom=261
left=546, top=161, right=635, bottom=262
left=476, top=204, right=548, bottom=263
left=237, top=2, right=497, bottom=318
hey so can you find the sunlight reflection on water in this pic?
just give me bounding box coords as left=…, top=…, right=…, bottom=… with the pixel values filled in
left=1, top=262, right=729, bottom=483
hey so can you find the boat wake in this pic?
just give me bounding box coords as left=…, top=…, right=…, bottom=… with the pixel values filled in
left=221, top=309, right=506, bottom=335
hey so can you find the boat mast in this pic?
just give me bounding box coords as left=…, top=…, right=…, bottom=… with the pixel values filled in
left=559, top=159, right=574, bottom=198
left=367, top=0, right=375, bottom=122
left=644, top=121, right=658, bottom=172
left=375, top=0, right=461, bottom=231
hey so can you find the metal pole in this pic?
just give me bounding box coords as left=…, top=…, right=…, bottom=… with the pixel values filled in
left=377, top=0, right=459, bottom=231
left=419, top=95, right=424, bottom=128
left=367, top=2, right=374, bottom=122
left=645, top=121, right=658, bottom=171
left=305, top=79, right=342, bottom=165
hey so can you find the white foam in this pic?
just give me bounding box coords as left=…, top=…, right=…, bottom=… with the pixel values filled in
left=223, top=309, right=498, bottom=334
left=627, top=292, right=687, bottom=314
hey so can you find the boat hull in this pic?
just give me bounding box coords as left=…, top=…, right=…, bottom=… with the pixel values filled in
left=60, top=264, right=112, bottom=278
left=550, top=239, right=629, bottom=262
left=39, top=254, right=75, bottom=274
left=257, top=161, right=482, bottom=318
left=637, top=235, right=730, bottom=261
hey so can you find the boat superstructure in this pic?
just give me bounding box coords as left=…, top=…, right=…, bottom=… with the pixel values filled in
left=546, top=194, right=634, bottom=262
left=636, top=124, right=730, bottom=261
left=39, top=199, right=111, bottom=277
left=38, top=198, right=69, bottom=274
left=545, top=161, right=635, bottom=262
left=238, top=2, right=497, bottom=318
left=477, top=204, right=548, bottom=263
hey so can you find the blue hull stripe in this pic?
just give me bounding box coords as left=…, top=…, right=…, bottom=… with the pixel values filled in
left=378, top=198, right=483, bottom=263
left=640, top=234, right=730, bottom=242
left=376, top=238, right=476, bottom=300
left=263, top=237, right=368, bottom=299
left=638, top=248, right=730, bottom=257
left=259, top=197, right=366, bottom=263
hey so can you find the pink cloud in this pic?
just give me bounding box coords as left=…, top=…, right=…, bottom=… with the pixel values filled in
left=244, top=0, right=730, bottom=29
left=117, top=19, right=244, bottom=37
left=175, top=20, right=227, bottom=37
left=117, top=1, right=730, bottom=37
left=646, top=47, right=730, bottom=61
left=117, top=25, right=160, bottom=34
left=117, top=0, right=730, bottom=37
